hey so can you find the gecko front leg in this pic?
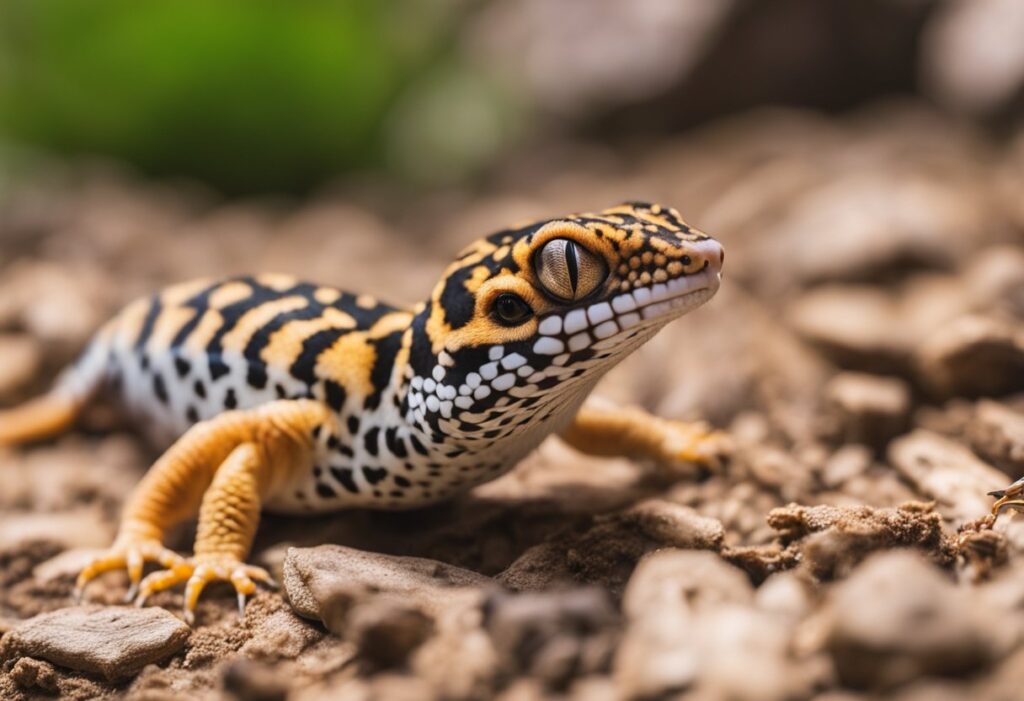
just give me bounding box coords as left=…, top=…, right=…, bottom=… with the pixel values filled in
left=560, top=399, right=731, bottom=474
left=77, top=399, right=333, bottom=623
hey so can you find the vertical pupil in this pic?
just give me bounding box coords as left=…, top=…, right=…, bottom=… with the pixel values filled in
left=565, top=240, right=579, bottom=296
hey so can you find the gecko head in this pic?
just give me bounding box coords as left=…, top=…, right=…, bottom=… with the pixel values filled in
left=405, top=202, right=723, bottom=440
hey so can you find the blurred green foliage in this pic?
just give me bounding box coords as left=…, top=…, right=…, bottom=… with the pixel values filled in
left=0, top=1, right=460, bottom=193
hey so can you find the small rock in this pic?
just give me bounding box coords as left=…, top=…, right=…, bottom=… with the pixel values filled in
left=222, top=659, right=288, bottom=701
left=615, top=550, right=753, bottom=699
left=283, top=544, right=492, bottom=623
left=889, top=430, right=1009, bottom=524
left=483, top=587, right=619, bottom=690
left=767, top=502, right=955, bottom=579
left=622, top=550, right=753, bottom=618
left=692, top=604, right=822, bottom=701
left=0, top=606, right=190, bottom=681
left=821, top=445, right=873, bottom=489
left=787, top=286, right=909, bottom=372
left=350, top=599, right=435, bottom=670
left=824, top=372, right=911, bottom=450
left=824, top=551, right=1014, bottom=689
left=916, top=315, right=1024, bottom=398
left=755, top=572, right=812, bottom=620
left=965, top=400, right=1024, bottom=475
left=10, top=657, right=58, bottom=693
left=617, top=499, right=724, bottom=551
left=496, top=542, right=575, bottom=592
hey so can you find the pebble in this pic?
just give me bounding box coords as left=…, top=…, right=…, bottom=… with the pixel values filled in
left=483, top=587, right=619, bottom=690
left=615, top=550, right=754, bottom=699
left=283, top=544, right=492, bottom=623
left=0, top=606, right=190, bottom=681
left=823, top=551, right=1014, bottom=689
left=965, top=399, right=1024, bottom=474
left=916, top=314, right=1024, bottom=398
left=618, top=499, right=725, bottom=551
left=349, top=599, right=435, bottom=670
left=824, top=372, right=911, bottom=450
left=787, top=286, right=909, bottom=372
left=766, top=501, right=955, bottom=578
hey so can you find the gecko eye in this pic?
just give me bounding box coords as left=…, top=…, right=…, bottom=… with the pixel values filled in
left=493, top=293, right=533, bottom=326
left=535, top=239, right=607, bottom=301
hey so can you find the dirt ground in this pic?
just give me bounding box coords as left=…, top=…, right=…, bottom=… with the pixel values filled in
left=2, top=103, right=1024, bottom=700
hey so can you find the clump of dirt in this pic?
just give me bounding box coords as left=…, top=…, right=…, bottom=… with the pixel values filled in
left=2, top=103, right=1024, bottom=699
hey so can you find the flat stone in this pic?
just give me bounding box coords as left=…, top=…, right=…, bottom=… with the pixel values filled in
left=966, top=400, right=1024, bottom=474
left=888, top=430, right=1009, bottom=524
left=283, top=544, right=493, bottom=623
left=1, top=606, right=190, bottom=681
left=787, top=286, right=910, bottom=372
left=824, top=372, right=911, bottom=450
left=916, top=314, right=1024, bottom=398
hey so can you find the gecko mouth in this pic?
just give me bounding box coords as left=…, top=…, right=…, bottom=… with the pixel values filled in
left=531, top=267, right=720, bottom=356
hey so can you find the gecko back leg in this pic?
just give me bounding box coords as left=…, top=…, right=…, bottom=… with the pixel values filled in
left=76, top=398, right=333, bottom=622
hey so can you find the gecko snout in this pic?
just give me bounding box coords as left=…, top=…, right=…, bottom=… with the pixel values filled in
left=681, top=238, right=725, bottom=277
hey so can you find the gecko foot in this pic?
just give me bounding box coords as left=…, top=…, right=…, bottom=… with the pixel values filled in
left=134, top=554, right=277, bottom=625
left=659, top=421, right=733, bottom=473
left=75, top=536, right=185, bottom=604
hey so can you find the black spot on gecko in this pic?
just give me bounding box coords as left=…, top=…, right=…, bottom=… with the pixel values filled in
left=408, top=433, right=429, bottom=456
left=224, top=388, right=238, bottom=409
left=186, top=406, right=199, bottom=423
left=363, top=427, right=380, bottom=456
left=330, top=466, right=359, bottom=493
left=174, top=357, right=191, bottom=378
left=153, top=374, right=168, bottom=404
left=324, top=380, right=346, bottom=412
left=209, top=357, right=230, bottom=381
left=247, top=364, right=267, bottom=390
left=393, top=475, right=411, bottom=488
left=194, top=380, right=207, bottom=399
left=275, top=383, right=287, bottom=399
left=315, top=482, right=336, bottom=498
left=362, top=466, right=387, bottom=484
left=347, top=416, right=360, bottom=435
left=384, top=427, right=407, bottom=458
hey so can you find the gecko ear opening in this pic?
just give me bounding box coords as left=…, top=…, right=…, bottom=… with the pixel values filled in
left=535, top=239, right=607, bottom=302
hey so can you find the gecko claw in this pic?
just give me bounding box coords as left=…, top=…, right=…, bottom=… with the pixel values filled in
left=237, top=592, right=247, bottom=620
left=123, top=582, right=139, bottom=604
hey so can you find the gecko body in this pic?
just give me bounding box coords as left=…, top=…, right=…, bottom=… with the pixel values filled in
left=0, top=202, right=725, bottom=621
